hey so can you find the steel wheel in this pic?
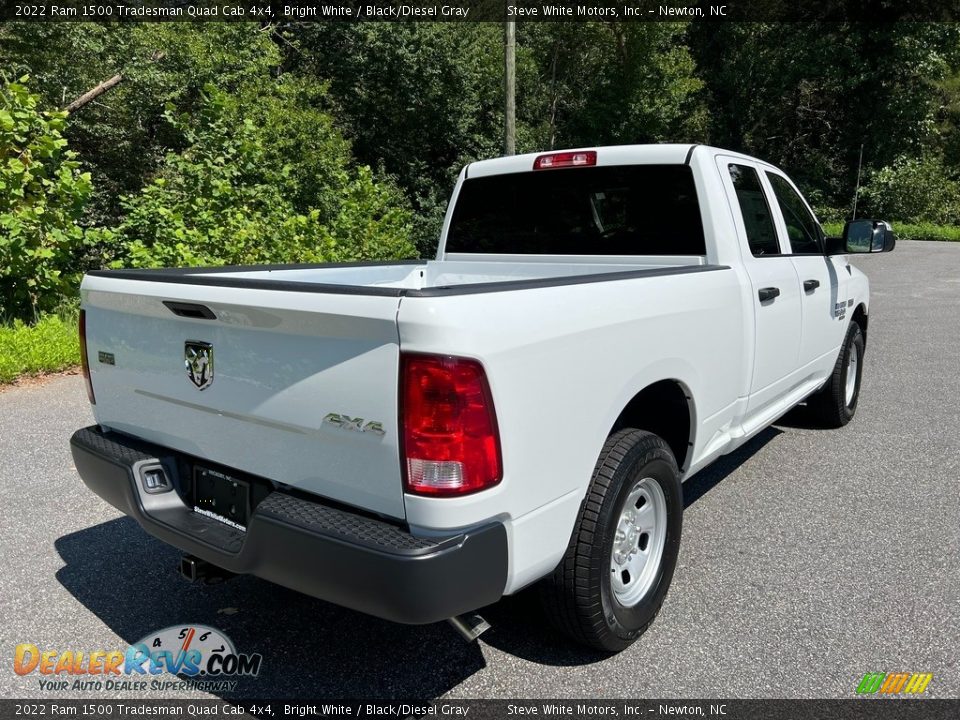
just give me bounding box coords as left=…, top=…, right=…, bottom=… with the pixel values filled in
left=610, top=477, right=668, bottom=607
left=845, top=342, right=860, bottom=407
left=809, top=321, right=864, bottom=428
left=541, top=429, right=683, bottom=651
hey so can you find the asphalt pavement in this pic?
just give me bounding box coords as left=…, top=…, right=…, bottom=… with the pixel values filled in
left=1, top=240, right=958, bottom=700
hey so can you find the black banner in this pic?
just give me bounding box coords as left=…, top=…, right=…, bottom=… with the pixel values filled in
left=3, top=0, right=960, bottom=23
left=1, top=700, right=959, bottom=719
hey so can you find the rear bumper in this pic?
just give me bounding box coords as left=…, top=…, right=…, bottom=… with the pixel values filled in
left=70, top=426, right=507, bottom=625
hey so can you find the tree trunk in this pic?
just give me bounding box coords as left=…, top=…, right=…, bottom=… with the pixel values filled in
left=63, top=52, right=166, bottom=114
left=64, top=74, right=123, bottom=114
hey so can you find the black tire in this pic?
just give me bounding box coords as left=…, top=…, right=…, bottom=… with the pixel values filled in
left=809, top=321, right=865, bottom=428
left=540, top=429, right=683, bottom=652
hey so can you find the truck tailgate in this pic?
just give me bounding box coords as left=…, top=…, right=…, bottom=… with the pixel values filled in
left=81, top=276, right=406, bottom=519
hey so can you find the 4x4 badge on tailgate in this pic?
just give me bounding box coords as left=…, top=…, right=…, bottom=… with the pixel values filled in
left=185, top=341, right=214, bottom=390
left=322, top=412, right=386, bottom=436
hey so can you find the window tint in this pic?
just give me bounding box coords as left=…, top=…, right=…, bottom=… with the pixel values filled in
left=766, top=173, right=823, bottom=254
left=728, top=164, right=780, bottom=256
left=446, top=165, right=705, bottom=256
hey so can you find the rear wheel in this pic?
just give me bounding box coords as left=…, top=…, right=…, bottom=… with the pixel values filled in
left=809, top=321, right=864, bottom=428
left=540, top=429, right=683, bottom=652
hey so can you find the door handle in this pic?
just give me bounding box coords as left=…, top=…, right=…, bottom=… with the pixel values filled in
left=803, top=279, right=820, bottom=292
left=758, top=287, right=780, bottom=302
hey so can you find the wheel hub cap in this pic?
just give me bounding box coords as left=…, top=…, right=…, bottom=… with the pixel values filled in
left=610, top=477, right=668, bottom=606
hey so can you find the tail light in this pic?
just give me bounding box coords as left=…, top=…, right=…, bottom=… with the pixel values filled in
left=79, top=310, right=95, bottom=405
left=533, top=150, right=597, bottom=170
left=400, top=353, right=502, bottom=496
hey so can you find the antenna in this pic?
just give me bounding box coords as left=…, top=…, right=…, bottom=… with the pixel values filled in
left=851, top=143, right=864, bottom=220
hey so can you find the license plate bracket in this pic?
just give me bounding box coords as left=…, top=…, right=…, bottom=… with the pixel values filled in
left=193, top=467, right=250, bottom=529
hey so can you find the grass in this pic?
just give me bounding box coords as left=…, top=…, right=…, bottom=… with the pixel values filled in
left=822, top=221, right=960, bottom=242
left=0, top=310, right=80, bottom=384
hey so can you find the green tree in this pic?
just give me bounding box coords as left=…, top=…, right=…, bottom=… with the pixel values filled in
left=691, top=23, right=960, bottom=211
left=861, top=155, right=960, bottom=224
left=283, top=23, right=506, bottom=255
left=519, top=23, right=707, bottom=150
left=935, top=66, right=960, bottom=171
left=94, top=88, right=415, bottom=269
left=0, top=23, right=282, bottom=227
left=0, top=77, right=91, bottom=320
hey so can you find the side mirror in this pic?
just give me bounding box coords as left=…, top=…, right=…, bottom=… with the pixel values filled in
left=834, top=219, right=896, bottom=254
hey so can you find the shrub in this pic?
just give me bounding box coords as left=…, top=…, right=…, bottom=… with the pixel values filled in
left=861, top=155, right=960, bottom=225
left=889, top=223, right=960, bottom=242
left=813, top=206, right=849, bottom=226
left=0, top=76, right=91, bottom=320
left=822, top=221, right=960, bottom=242
left=94, top=87, right=416, bottom=269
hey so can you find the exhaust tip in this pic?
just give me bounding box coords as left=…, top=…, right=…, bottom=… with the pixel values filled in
left=447, top=612, right=491, bottom=643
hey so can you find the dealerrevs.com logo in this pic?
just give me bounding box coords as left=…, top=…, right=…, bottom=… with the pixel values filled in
left=13, top=625, right=262, bottom=693
left=856, top=672, right=933, bottom=695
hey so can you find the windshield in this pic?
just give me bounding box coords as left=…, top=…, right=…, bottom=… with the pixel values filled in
left=446, top=165, right=705, bottom=256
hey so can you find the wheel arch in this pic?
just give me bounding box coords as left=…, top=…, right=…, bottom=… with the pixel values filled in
left=610, top=379, right=695, bottom=473
left=852, top=303, right=868, bottom=346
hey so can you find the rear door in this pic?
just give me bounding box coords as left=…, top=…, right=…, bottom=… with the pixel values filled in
left=718, top=159, right=803, bottom=413
left=82, top=276, right=406, bottom=519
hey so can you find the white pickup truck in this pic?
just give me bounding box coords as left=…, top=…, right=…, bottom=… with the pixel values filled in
left=71, top=145, right=894, bottom=651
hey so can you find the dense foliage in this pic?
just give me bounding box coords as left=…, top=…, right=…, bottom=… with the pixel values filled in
left=690, top=23, right=960, bottom=207
left=0, top=77, right=91, bottom=320
left=1, top=20, right=960, bottom=331
left=860, top=155, right=960, bottom=225
left=91, top=88, right=414, bottom=269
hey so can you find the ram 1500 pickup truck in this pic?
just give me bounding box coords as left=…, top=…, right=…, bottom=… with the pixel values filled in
left=71, top=145, right=894, bottom=651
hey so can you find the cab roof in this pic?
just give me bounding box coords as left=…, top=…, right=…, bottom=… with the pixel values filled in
left=465, top=144, right=770, bottom=178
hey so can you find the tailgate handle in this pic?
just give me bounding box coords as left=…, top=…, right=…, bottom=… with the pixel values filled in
left=163, top=301, right=217, bottom=320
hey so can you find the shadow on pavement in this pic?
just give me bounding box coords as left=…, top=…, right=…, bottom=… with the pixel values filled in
left=682, top=426, right=781, bottom=509
left=54, top=518, right=485, bottom=699
left=773, top=402, right=827, bottom=430
left=479, top=591, right=612, bottom=667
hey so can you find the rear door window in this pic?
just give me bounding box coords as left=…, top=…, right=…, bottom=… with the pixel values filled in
left=727, top=164, right=781, bottom=256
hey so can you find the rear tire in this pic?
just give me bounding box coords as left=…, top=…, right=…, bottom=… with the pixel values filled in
left=540, top=429, right=683, bottom=652
left=809, top=321, right=864, bottom=428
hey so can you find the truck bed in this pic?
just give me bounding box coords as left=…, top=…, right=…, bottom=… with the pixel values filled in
left=87, top=256, right=711, bottom=296
left=80, top=257, right=725, bottom=522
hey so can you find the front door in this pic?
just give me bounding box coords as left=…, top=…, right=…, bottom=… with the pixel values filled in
left=718, top=159, right=803, bottom=414
left=763, top=170, right=848, bottom=374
